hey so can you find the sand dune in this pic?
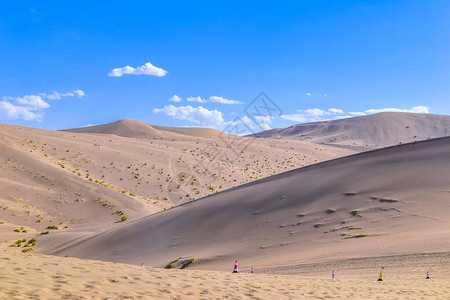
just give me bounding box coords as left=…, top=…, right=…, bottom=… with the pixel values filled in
left=62, top=119, right=226, bottom=139
left=0, top=122, right=353, bottom=251
left=249, top=112, right=450, bottom=149
left=1, top=250, right=448, bottom=299
left=2, top=120, right=449, bottom=298
left=44, top=137, right=450, bottom=271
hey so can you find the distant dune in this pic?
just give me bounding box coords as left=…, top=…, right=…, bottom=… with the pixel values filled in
left=249, top=112, right=450, bottom=148
left=45, top=137, right=450, bottom=271
left=62, top=119, right=226, bottom=139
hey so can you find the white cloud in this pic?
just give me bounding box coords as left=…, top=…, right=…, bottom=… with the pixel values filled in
left=280, top=114, right=309, bottom=123
left=231, top=116, right=271, bottom=133
left=255, top=116, right=273, bottom=130
left=304, top=92, right=328, bottom=97
left=349, top=111, right=366, bottom=116
left=168, top=95, right=182, bottom=102
left=304, top=108, right=329, bottom=116
left=173, top=95, right=244, bottom=105
left=73, top=89, right=85, bottom=97
left=281, top=106, right=430, bottom=124
left=108, top=62, right=168, bottom=77
left=328, top=108, right=344, bottom=114
left=208, top=96, right=243, bottom=105
left=187, top=96, right=207, bottom=103
left=0, top=101, right=42, bottom=121
left=364, top=106, right=430, bottom=114
left=153, top=105, right=225, bottom=127
left=0, top=89, right=85, bottom=121
left=3, top=95, right=50, bottom=109
left=280, top=108, right=343, bottom=122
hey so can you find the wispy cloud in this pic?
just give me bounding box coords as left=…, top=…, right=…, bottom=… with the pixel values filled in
left=281, top=106, right=430, bottom=123
left=187, top=96, right=207, bottom=103
left=108, top=62, right=168, bottom=77
left=209, top=96, right=243, bottom=105
left=0, top=89, right=85, bottom=121
left=40, top=89, right=85, bottom=100
left=304, top=92, right=327, bottom=97
left=184, top=96, right=243, bottom=105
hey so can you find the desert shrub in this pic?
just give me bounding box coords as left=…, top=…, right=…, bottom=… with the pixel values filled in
left=165, top=258, right=180, bottom=269
left=121, top=216, right=127, bottom=222
left=342, top=233, right=370, bottom=239
left=47, top=225, right=59, bottom=230
left=350, top=210, right=360, bottom=217
left=181, top=258, right=195, bottom=269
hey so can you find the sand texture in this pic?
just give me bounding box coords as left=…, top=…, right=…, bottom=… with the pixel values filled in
left=1, top=114, right=449, bottom=299
left=0, top=121, right=353, bottom=251
left=1, top=250, right=449, bottom=299
left=47, top=137, right=450, bottom=270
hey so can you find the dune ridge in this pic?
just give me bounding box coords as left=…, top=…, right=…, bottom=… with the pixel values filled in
left=62, top=119, right=226, bottom=139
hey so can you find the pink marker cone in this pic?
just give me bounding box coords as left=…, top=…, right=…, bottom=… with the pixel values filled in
left=233, top=260, right=239, bottom=273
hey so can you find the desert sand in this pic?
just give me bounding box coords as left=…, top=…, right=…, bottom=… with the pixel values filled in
left=0, top=120, right=353, bottom=251
left=46, top=137, right=450, bottom=271
left=1, top=114, right=450, bottom=299
left=250, top=112, right=450, bottom=149
left=1, top=250, right=448, bottom=299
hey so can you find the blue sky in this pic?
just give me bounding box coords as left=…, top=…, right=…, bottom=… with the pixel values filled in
left=1, top=1, right=449, bottom=133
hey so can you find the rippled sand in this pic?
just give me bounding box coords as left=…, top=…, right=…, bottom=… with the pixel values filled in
left=1, top=250, right=448, bottom=299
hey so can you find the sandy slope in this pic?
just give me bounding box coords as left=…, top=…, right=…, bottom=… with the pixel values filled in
left=249, top=112, right=450, bottom=149
left=0, top=122, right=353, bottom=251
left=45, top=137, right=450, bottom=270
left=62, top=119, right=228, bottom=139
left=1, top=250, right=448, bottom=299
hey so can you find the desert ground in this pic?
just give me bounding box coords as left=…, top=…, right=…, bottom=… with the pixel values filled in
left=1, top=113, right=449, bottom=299
left=0, top=120, right=354, bottom=251
left=45, top=136, right=450, bottom=270
left=1, top=250, right=449, bottom=299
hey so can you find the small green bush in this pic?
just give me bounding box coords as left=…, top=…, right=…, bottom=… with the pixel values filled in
left=165, top=258, right=179, bottom=269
